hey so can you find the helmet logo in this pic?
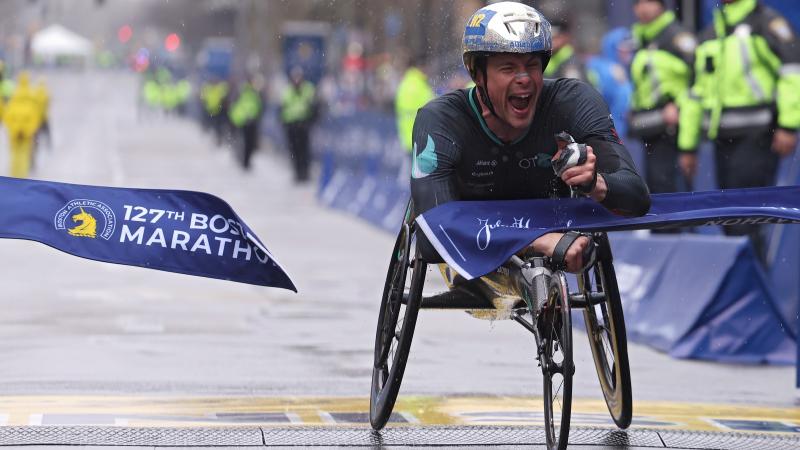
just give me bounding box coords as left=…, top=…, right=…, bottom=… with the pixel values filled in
left=469, top=13, right=485, bottom=28
left=465, top=9, right=497, bottom=37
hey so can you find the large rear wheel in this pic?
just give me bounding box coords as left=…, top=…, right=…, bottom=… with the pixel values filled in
left=579, top=235, right=632, bottom=429
left=541, top=272, right=573, bottom=450
left=369, top=223, right=426, bottom=430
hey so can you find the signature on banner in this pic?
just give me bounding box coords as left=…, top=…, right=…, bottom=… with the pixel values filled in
left=476, top=217, right=531, bottom=250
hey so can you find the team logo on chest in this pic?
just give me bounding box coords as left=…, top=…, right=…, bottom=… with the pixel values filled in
left=517, top=153, right=553, bottom=169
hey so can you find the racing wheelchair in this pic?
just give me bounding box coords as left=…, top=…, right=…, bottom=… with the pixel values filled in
left=369, top=201, right=632, bottom=450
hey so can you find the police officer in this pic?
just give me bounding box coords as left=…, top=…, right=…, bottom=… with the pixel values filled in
left=679, top=0, right=800, bottom=259
left=200, top=76, right=230, bottom=147
left=228, top=76, right=264, bottom=171
left=543, top=19, right=587, bottom=80
left=395, top=53, right=434, bottom=154
left=281, top=67, right=317, bottom=183
left=629, top=0, right=696, bottom=204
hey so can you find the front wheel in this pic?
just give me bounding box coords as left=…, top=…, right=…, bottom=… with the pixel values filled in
left=541, top=272, right=573, bottom=450
left=580, top=236, right=632, bottom=429
left=369, top=223, right=426, bottom=430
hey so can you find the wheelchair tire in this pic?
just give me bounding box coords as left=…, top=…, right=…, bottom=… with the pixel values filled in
left=370, top=223, right=426, bottom=430
left=580, top=235, right=632, bottom=429
left=541, top=271, right=573, bottom=450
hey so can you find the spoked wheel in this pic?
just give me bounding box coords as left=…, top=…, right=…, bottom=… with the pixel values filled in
left=540, top=272, right=573, bottom=450
left=579, top=235, right=632, bottom=429
left=370, top=223, right=427, bottom=430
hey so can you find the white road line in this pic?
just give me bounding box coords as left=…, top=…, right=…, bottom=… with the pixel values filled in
left=317, top=411, right=336, bottom=424
left=399, top=412, right=419, bottom=424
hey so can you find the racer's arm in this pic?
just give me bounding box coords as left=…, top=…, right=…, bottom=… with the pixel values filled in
left=561, top=80, right=651, bottom=217
left=409, top=108, right=461, bottom=263
left=587, top=136, right=650, bottom=216
left=555, top=138, right=649, bottom=217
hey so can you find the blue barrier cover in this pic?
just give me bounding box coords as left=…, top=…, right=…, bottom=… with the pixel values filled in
left=315, top=109, right=409, bottom=232
left=416, top=186, right=800, bottom=280
left=611, top=234, right=794, bottom=364
left=0, top=176, right=296, bottom=291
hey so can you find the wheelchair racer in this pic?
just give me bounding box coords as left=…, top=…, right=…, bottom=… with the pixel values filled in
left=411, top=1, right=650, bottom=276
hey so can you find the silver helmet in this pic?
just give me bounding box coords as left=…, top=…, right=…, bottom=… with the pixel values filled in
left=462, top=1, right=553, bottom=78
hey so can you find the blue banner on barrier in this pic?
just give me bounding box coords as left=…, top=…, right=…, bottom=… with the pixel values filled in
left=314, top=109, right=409, bottom=232
left=610, top=233, right=794, bottom=365
left=0, top=176, right=296, bottom=291
left=416, top=186, right=800, bottom=280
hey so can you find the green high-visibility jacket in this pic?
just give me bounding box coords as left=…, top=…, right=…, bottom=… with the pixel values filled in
left=161, top=83, right=179, bottom=110
left=1, top=79, right=15, bottom=100
left=395, top=67, right=434, bottom=152
left=201, top=81, right=229, bottom=116
left=281, top=81, right=316, bottom=124
left=143, top=79, right=161, bottom=108
left=229, top=84, right=263, bottom=128
left=176, top=79, right=192, bottom=105
left=679, top=0, right=800, bottom=151
left=630, top=11, right=696, bottom=138
left=544, top=45, right=587, bottom=81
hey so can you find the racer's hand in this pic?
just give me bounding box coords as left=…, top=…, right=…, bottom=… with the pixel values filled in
left=679, top=152, right=697, bottom=179
left=530, top=232, right=591, bottom=273
left=552, top=145, right=607, bottom=202
left=772, top=129, right=798, bottom=158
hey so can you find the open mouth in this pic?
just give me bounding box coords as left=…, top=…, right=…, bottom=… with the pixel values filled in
left=509, top=94, right=532, bottom=113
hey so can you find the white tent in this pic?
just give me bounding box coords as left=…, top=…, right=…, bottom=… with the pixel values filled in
left=31, top=24, right=93, bottom=59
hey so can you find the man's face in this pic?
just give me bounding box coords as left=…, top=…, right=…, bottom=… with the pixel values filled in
left=479, top=53, right=544, bottom=132
left=633, top=0, right=664, bottom=24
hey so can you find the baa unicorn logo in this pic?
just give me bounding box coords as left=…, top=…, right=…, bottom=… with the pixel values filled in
left=55, top=199, right=116, bottom=241
left=68, top=207, right=97, bottom=238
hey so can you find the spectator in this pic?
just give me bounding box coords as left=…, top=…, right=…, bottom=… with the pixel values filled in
left=586, top=27, right=634, bottom=139
left=3, top=72, right=40, bottom=178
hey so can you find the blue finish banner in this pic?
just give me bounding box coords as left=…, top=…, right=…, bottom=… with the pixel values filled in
left=417, top=186, right=800, bottom=280
left=0, top=176, right=296, bottom=291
